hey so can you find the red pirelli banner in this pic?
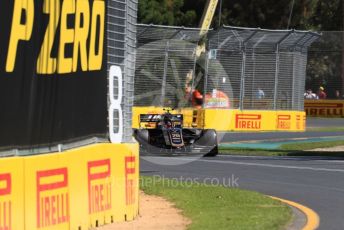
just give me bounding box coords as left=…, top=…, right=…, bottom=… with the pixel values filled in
left=304, top=100, right=344, bottom=117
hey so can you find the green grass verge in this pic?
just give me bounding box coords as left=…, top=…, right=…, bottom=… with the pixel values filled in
left=220, top=148, right=285, bottom=156
left=140, top=176, right=292, bottom=230
left=280, top=140, right=344, bottom=151
left=220, top=140, right=344, bottom=157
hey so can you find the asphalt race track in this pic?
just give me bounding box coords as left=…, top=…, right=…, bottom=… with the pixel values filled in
left=140, top=118, right=344, bottom=230
left=307, top=117, right=344, bottom=128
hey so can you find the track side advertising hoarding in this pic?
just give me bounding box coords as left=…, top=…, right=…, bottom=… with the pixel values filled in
left=0, top=0, right=140, bottom=229
left=0, top=0, right=108, bottom=150
left=305, top=100, right=344, bottom=117
left=132, top=107, right=306, bottom=132
left=0, top=158, right=24, bottom=230
left=22, top=143, right=139, bottom=229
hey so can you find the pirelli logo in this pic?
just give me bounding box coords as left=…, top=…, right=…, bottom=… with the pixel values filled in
left=235, top=114, right=262, bottom=130
left=125, top=156, right=136, bottom=206
left=36, top=168, right=69, bottom=228
left=88, top=159, right=111, bottom=214
left=277, top=115, right=291, bottom=130
left=296, top=115, right=306, bottom=130
left=305, top=102, right=344, bottom=117
left=0, top=173, right=11, bottom=230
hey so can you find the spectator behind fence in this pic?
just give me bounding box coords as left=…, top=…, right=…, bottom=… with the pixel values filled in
left=256, top=88, right=265, bottom=99
left=334, top=90, right=344, bottom=99
left=304, top=89, right=317, bottom=99
left=317, top=86, right=327, bottom=99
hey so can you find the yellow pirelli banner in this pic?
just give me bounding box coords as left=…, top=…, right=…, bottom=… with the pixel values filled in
left=132, top=106, right=306, bottom=132
left=203, top=109, right=306, bottom=131
left=0, top=143, right=139, bottom=230
left=0, top=157, right=25, bottom=230
left=305, top=100, right=344, bottom=118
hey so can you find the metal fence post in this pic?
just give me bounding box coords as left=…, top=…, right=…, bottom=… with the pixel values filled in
left=273, top=31, right=292, bottom=110
left=239, top=44, right=246, bottom=110
left=191, top=49, right=198, bottom=92
left=273, top=44, right=280, bottom=110
left=204, top=51, right=209, bottom=108
left=291, top=52, right=297, bottom=110
left=239, top=30, right=258, bottom=110
left=161, top=41, right=170, bottom=106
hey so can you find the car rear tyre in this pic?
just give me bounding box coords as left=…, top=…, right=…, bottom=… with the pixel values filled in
left=203, top=146, right=218, bottom=157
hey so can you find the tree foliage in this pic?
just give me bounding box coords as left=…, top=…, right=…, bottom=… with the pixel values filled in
left=138, top=0, right=197, bottom=26
left=138, top=0, right=342, bottom=30
left=309, top=0, right=343, bottom=31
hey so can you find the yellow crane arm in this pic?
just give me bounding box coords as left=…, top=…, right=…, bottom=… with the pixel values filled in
left=196, top=0, right=219, bottom=56
left=199, top=0, right=219, bottom=36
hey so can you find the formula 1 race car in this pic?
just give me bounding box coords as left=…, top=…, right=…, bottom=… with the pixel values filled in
left=133, top=109, right=218, bottom=157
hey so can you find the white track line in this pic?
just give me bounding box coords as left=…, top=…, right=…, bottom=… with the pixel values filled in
left=218, top=155, right=344, bottom=163
left=154, top=157, right=344, bottom=173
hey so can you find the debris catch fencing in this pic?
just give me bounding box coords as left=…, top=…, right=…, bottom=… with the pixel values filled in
left=135, top=25, right=202, bottom=108
left=108, top=0, right=138, bottom=142
left=135, top=24, right=320, bottom=111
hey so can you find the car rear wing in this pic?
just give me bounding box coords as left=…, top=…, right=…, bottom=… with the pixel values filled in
left=139, top=114, right=183, bottom=128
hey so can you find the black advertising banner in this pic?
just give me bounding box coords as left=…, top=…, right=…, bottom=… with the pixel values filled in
left=0, top=0, right=108, bottom=151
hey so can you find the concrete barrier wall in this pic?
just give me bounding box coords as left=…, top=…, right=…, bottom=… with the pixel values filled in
left=132, top=106, right=306, bottom=132
left=0, top=143, right=139, bottom=230
left=203, top=109, right=306, bottom=131
left=305, top=100, right=344, bottom=118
